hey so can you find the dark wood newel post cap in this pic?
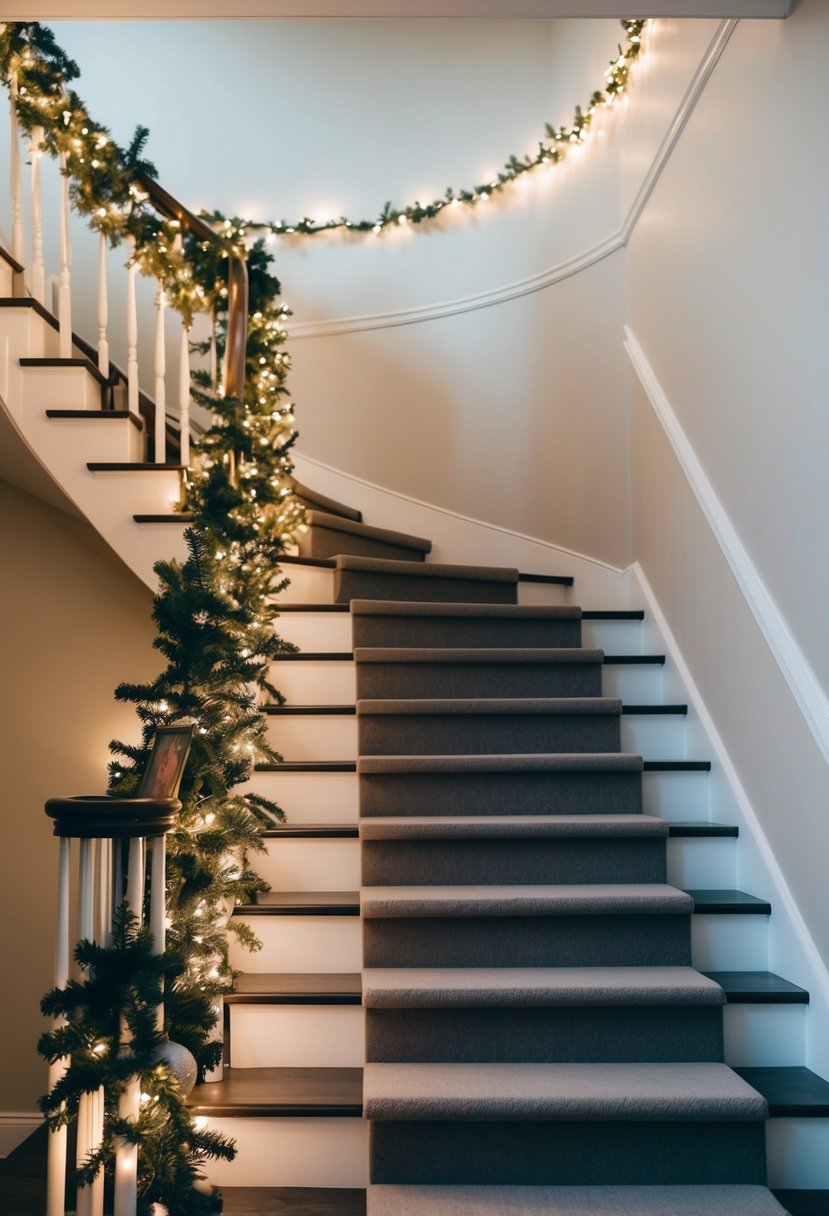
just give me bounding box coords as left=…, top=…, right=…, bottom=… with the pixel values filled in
left=45, top=795, right=181, bottom=839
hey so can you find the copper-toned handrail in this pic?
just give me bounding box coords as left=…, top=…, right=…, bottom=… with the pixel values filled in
left=135, top=171, right=249, bottom=403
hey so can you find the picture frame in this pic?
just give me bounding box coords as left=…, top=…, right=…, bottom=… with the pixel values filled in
left=137, top=724, right=195, bottom=800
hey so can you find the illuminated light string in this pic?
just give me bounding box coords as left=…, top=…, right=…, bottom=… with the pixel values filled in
left=0, top=18, right=646, bottom=333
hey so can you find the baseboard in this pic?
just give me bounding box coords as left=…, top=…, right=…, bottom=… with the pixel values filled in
left=0, top=1112, right=41, bottom=1157
left=629, top=560, right=829, bottom=1076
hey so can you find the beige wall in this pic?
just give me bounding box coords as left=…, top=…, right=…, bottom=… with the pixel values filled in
left=0, top=480, right=156, bottom=1117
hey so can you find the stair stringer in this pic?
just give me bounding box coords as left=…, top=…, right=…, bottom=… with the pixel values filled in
left=630, top=559, right=829, bottom=1190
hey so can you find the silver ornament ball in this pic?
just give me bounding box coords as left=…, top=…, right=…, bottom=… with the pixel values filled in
left=150, top=1039, right=198, bottom=1095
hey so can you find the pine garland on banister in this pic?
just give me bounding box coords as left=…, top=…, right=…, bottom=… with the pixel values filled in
left=1, top=20, right=305, bottom=1215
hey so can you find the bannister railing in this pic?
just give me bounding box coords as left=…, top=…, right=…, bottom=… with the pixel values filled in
left=5, top=87, right=250, bottom=467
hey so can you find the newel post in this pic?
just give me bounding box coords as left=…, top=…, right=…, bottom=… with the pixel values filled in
left=43, top=795, right=181, bottom=1216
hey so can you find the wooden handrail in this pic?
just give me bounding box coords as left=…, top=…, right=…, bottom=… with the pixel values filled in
left=135, top=171, right=250, bottom=404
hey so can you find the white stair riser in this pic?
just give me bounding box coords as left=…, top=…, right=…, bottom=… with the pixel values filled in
left=766, top=1118, right=829, bottom=1187
left=581, top=620, right=644, bottom=652
left=265, top=715, right=358, bottom=761
left=270, top=659, right=356, bottom=703
left=691, top=913, right=768, bottom=971
left=200, top=1117, right=368, bottom=1187
left=278, top=567, right=335, bottom=603
left=85, top=469, right=184, bottom=516
left=601, top=665, right=664, bottom=701
left=723, top=1003, right=805, bottom=1067
left=642, top=770, right=710, bottom=820
left=229, top=1005, right=364, bottom=1068
left=229, top=915, right=362, bottom=972
left=22, top=364, right=100, bottom=410
left=256, top=837, right=360, bottom=891
left=516, top=583, right=569, bottom=606
left=39, top=414, right=144, bottom=464
left=0, top=262, right=15, bottom=297
left=666, top=836, right=736, bottom=888
left=242, top=772, right=359, bottom=824
left=278, top=612, right=353, bottom=651
left=620, top=714, right=686, bottom=760
left=0, top=307, right=59, bottom=364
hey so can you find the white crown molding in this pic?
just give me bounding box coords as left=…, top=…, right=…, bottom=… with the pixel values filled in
left=288, top=19, right=736, bottom=341
left=624, top=325, right=829, bottom=773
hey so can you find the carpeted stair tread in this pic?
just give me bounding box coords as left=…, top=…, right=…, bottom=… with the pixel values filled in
left=305, top=510, right=432, bottom=555
left=357, top=697, right=621, bottom=716
left=363, top=1062, right=768, bottom=1121
left=288, top=478, right=363, bottom=522
left=354, top=648, right=602, bottom=665
left=366, top=1185, right=788, bottom=1215
left=337, top=555, right=518, bottom=583
left=358, top=753, right=643, bottom=774
left=359, top=815, right=666, bottom=839
left=361, top=884, right=693, bottom=918
left=362, top=966, right=724, bottom=1007
left=352, top=601, right=582, bottom=620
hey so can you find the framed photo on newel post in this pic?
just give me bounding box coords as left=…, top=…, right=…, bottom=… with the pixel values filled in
left=138, top=724, right=195, bottom=800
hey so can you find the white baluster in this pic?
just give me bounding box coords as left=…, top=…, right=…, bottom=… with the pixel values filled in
left=179, top=323, right=191, bottom=468
left=154, top=285, right=166, bottom=463
left=114, top=837, right=144, bottom=1216
left=29, top=126, right=45, bottom=304
left=97, top=231, right=109, bottom=378
left=58, top=150, right=72, bottom=359
left=8, top=74, right=24, bottom=267
left=76, top=840, right=96, bottom=1216
left=126, top=250, right=139, bottom=418
left=46, top=837, right=70, bottom=1216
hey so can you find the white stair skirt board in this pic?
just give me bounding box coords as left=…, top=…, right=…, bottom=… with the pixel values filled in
left=723, top=1004, right=806, bottom=1068
left=691, top=913, right=768, bottom=972
left=241, top=772, right=359, bottom=824
left=228, top=914, right=362, bottom=973
left=766, top=1118, right=829, bottom=1188
left=200, top=1117, right=369, bottom=1188
left=620, top=714, right=686, bottom=761
left=255, top=837, right=361, bottom=891
left=277, top=567, right=336, bottom=603
left=666, top=837, right=736, bottom=889
left=277, top=611, right=353, bottom=651
left=581, top=619, right=644, bottom=653
left=263, top=715, right=358, bottom=762
left=642, top=770, right=711, bottom=820
left=601, top=665, right=664, bottom=702
left=229, top=1005, right=365, bottom=1068
left=270, top=659, right=357, bottom=704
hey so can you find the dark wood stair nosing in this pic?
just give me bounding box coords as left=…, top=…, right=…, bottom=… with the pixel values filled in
left=517, top=572, right=574, bottom=586
left=88, top=461, right=184, bottom=472
left=582, top=610, right=646, bottom=621
left=46, top=408, right=144, bottom=431
left=603, top=654, right=666, bottom=665
left=772, top=1191, right=829, bottom=1216
left=623, top=704, right=688, bottom=715
left=0, top=248, right=25, bottom=274
left=667, top=822, right=738, bottom=838
left=703, top=970, right=809, bottom=1004
left=643, top=760, right=712, bottom=772
left=277, top=603, right=352, bottom=612
left=261, top=705, right=356, bottom=715
left=134, top=513, right=193, bottom=523
left=734, top=1065, right=829, bottom=1116
left=21, top=354, right=107, bottom=385
left=275, top=651, right=354, bottom=661
left=255, top=761, right=357, bottom=773
left=262, top=824, right=359, bottom=838
left=686, top=888, right=772, bottom=914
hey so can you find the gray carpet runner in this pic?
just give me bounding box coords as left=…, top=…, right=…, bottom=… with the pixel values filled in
left=352, top=590, right=786, bottom=1213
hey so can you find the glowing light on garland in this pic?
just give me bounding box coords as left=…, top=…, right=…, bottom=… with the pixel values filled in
left=200, top=19, right=646, bottom=240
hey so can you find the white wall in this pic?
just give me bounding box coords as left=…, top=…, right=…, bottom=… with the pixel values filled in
left=626, top=1, right=829, bottom=969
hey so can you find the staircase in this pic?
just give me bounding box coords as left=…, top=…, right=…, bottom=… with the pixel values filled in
left=2, top=244, right=829, bottom=1216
